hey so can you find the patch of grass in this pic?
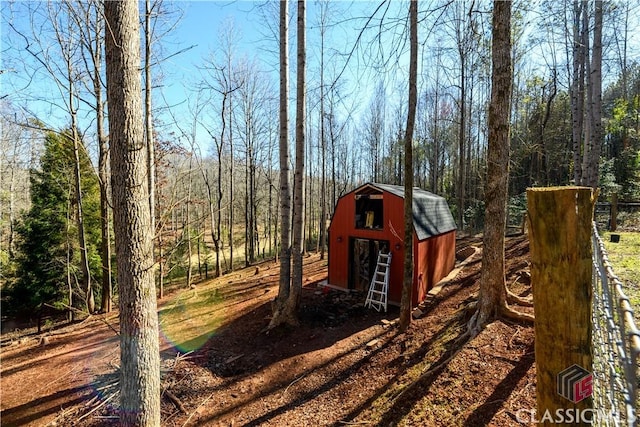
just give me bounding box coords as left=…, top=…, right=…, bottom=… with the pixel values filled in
left=599, top=230, right=640, bottom=322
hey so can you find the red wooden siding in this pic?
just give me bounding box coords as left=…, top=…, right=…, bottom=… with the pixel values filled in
left=414, top=230, right=456, bottom=305
left=328, top=186, right=456, bottom=307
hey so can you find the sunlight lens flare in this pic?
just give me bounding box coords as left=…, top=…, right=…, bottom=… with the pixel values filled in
left=158, top=287, right=225, bottom=354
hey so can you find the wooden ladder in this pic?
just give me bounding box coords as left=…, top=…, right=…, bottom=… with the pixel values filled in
left=364, top=251, right=392, bottom=312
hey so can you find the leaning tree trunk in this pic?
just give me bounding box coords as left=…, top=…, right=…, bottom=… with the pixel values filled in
left=104, top=0, right=161, bottom=425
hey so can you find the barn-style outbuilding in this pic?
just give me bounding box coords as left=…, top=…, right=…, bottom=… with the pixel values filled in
left=327, top=183, right=457, bottom=307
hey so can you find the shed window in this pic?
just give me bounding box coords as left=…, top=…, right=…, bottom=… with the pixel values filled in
left=355, top=194, right=383, bottom=229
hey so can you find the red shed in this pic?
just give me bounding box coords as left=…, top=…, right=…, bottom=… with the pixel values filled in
left=328, top=183, right=457, bottom=307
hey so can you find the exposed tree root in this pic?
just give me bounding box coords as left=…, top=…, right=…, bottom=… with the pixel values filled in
left=265, top=298, right=300, bottom=331
left=506, top=288, right=534, bottom=307
left=500, top=302, right=534, bottom=323
left=465, top=298, right=534, bottom=339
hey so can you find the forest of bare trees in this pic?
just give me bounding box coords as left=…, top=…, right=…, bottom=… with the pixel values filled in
left=2, top=0, right=640, bottom=423
left=1, top=0, right=639, bottom=350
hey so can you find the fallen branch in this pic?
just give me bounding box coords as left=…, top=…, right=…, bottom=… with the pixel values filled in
left=181, top=390, right=215, bottom=427
left=77, top=392, right=117, bottom=422
left=165, top=390, right=187, bottom=414
left=282, top=373, right=307, bottom=400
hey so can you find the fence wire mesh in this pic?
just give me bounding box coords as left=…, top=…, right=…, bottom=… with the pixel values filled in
left=592, top=223, right=640, bottom=426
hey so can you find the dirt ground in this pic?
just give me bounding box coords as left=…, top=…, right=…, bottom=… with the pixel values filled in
left=1, top=234, right=537, bottom=426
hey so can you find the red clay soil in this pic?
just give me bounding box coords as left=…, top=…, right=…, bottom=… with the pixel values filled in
left=1, top=234, right=537, bottom=426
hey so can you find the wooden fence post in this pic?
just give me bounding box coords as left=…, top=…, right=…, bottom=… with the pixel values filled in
left=527, top=186, right=596, bottom=426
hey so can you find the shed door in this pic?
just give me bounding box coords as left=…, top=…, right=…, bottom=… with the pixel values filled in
left=349, top=238, right=389, bottom=291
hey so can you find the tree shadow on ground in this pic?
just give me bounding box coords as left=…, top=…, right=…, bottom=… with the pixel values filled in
left=184, top=251, right=485, bottom=426
left=463, top=341, right=535, bottom=426
left=0, top=386, right=91, bottom=426
left=197, top=285, right=395, bottom=379
left=190, top=306, right=477, bottom=426
left=345, top=315, right=470, bottom=426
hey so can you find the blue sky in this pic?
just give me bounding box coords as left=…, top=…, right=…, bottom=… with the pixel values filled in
left=154, top=0, right=409, bottom=143
left=159, top=1, right=282, bottom=127
left=2, top=0, right=434, bottom=152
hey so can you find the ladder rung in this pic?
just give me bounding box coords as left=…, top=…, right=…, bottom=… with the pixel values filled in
left=364, top=251, right=391, bottom=313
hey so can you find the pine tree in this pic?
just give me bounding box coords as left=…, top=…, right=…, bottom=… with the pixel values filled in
left=9, top=130, right=101, bottom=319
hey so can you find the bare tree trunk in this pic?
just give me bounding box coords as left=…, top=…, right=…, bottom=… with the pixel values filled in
left=431, top=55, right=442, bottom=194
left=470, top=0, right=512, bottom=331
left=454, top=1, right=472, bottom=230
left=185, top=153, right=193, bottom=288
left=66, top=202, right=74, bottom=322
left=245, top=149, right=250, bottom=267
left=399, top=0, right=418, bottom=333
left=70, top=101, right=94, bottom=315
left=105, top=1, right=161, bottom=424
left=318, top=0, right=327, bottom=260
left=290, top=0, right=306, bottom=316
left=271, top=0, right=292, bottom=328
left=572, top=1, right=588, bottom=185
left=88, top=4, right=112, bottom=313
left=8, top=152, right=16, bottom=259
left=468, top=1, right=532, bottom=334
left=304, top=116, right=312, bottom=254
left=158, top=202, right=164, bottom=298
left=145, top=0, right=157, bottom=293
left=201, top=166, right=220, bottom=278
left=97, top=106, right=112, bottom=312
left=268, top=137, right=274, bottom=257
left=586, top=0, right=603, bottom=188
left=271, top=0, right=306, bottom=328
left=216, top=150, right=223, bottom=276
left=56, top=4, right=95, bottom=314
left=228, top=56, right=235, bottom=273
left=581, top=0, right=592, bottom=185
left=211, top=91, right=229, bottom=278
left=329, top=110, right=337, bottom=211
left=540, top=71, right=557, bottom=186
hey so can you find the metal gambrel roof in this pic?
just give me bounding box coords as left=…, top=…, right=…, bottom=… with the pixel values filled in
left=355, top=183, right=457, bottom=240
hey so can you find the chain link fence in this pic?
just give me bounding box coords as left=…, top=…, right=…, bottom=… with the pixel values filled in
left=592, top=222, right=640, bottom=426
